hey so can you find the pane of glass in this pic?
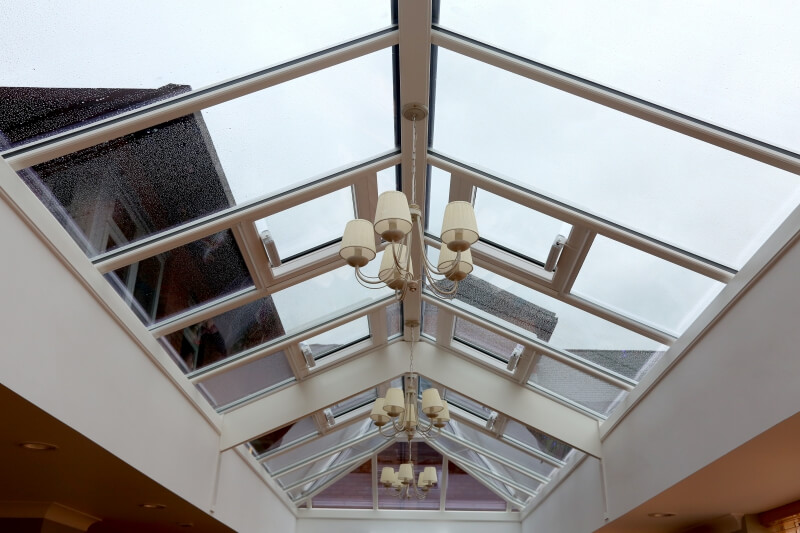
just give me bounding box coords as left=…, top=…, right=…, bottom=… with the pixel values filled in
left=198, top=350, right=294, bottom=409
left=503, top=419, right=573, bottom=462
left=421, top=301, right=439, bottom=340
left=378, top=441, right=442, bottom=510
left=330, top=389, right=378, bottom=418
left=249, top=416, right=318, bottom=457
left=255, top=187, right=354, bottom=262
left=106, top=230, right=252, bottom=325
left=448, top=419, right=555, bottom=479
left=386, top=302, right=403, bottom=339
left=16, top=49, right=395, bottom=258
left=160, top=265, right=391, bottom=372
left=377, top=166, right=400, bottom=196
left=438, top=1, right=800, bottom=152
left=265, top=419, right=374, bottom=474
left=303, top=316, right=370, bottom=361
left=425, top=166, right=451, bottom=236
left=475, top=189, right=571, bottom=264
left=571, top=236, right=726, bottom=335
left=451, top=265, right=665, bottom=379
left=445, top=461, right=507, bottom=511
left=445, top=390, right=494, bottom=421
left=311, top=460, right=373, bottom=509
left=1, top=0, right=391, bottom=147
left=277, top=433, right=385, bottom=489
left=432, top=47, right=800, bottom=269
left=529, top=355, right=628, bottom=416
left=453, top=317, right=521, bottom=363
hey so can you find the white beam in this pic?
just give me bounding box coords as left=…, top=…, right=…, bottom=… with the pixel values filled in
left=431, top=27, right=800, bottom=177
left=398, top=0, right=433, bottom=337
left=3, top=30, right=399, bottom=170
left=219, top=342, right=410, bottom=450
left=412, top=342, right=603, bottom=457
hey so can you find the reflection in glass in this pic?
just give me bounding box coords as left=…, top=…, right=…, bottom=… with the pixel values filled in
left=445, top=390, right=494, bottom=420
left=198, top=350, right=294, bottom=409
left=311, top=460, right=373, bottom=509
left=255, top=187, right=355, bottom=262
left=386, top=302, right=403, bottom=339
left=438, top=0, right=800, bottom=152
left=529, top=355, right=627, bottom=416
left=444, top=461, right=507, bottom=511
left=474, top=189, right=571, bottom=264
left=303, top=316, right=370, bottom=360
left=161, top=265, right=390, bottom=372
left=432, top=47, right=800, bottom=269
left=503, top=419, right=573, bottom=462
left=330, top=389, right=378, bottom=418
left=378, top=441, right=442, bottom=510
left=421, top=301, right=439, bottom=340
left=453, top=317, right=520, bottom=363
left=107, top=230, right=252, bottom=325
left=1, top=0, right=391, bottom=146
left=572, top=236, right=725, bottom=335
left=249, top=416, right=318, bottom=457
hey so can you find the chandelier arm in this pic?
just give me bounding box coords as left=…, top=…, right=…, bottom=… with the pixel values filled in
left=412, top=216, right=465, bottom=278
left=354, top=267, right=386, bottom=284
left=378, top=422, right=400, bottom=439
left=423, top=266, right=460, bottom=298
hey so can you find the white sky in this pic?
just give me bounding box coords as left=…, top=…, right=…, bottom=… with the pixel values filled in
left=3, top=1, right=798, bottom=352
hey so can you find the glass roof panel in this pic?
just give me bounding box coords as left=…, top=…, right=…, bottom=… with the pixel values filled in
left=438, top=0, right=800, bottom=152
left=445, top=390, right=494, bottom=421
left=249, top=416, right=318, bottom=457
left=377, top=441, right=442, bottom=510
left=502, top=419, right=573, bottom=463
left=386, top=302, right=403, bottom=339
left=421, top=301, right=439, bottom=340
left=311, top=460, right=373, bottom=509
left=529, top=355, right=628, bottom=417
left=445, top=461, right=508, bottom=511
left=453, top=317, right=521, bottom=363
left=265, top=419, right=374, bottom=474
left=14, top=49, right=394, bottom=259
left=572, top=236, right=726, bottom=335
left=276, top=433, right=385, bottom=489
left=446, top=265, right=665, bottom=379
left=198, top=350, right=294, bottom=409
left=432, top=47, right=800, bottom=269
left=426, top=166, right=451, bottom=236
left=330, top=389, right=378, bottom=418
left=255, top=186, right=355, bottom=262
left=107, top=230, right=252, bottom=326
left=161, top=265, right=391, bottom=372
left=1, top=0, right=392, bottom=148
left=475, top=189, right=571, bottom=265
left=377, top=166, right=401, bottom=196
left=302, top=316, right=370, bottom=361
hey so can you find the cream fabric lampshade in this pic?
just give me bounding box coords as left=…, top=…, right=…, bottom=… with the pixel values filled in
left=374, top=191, right=412, bottom=242
left=418, top=472, right=426, bottom=488
left=423, top=466, right=438, bottom=485
left=339, top=219, right=376, bottom=267
left=441, top=201, right=479, bottom=252
left=421, top=388, right=444, bottom=417
left=379, top=244, right=413, bottom=290
left=380, top=467, right=396, bottom=486
left=383, top=388, right=405, bottom=417
left=433, top=400, right=450, bottom=428
left=437, top=246, right=473, bottom=281
left=370, top=398, right=390, bottom=426
left=398, top=463, right=414, bottom=483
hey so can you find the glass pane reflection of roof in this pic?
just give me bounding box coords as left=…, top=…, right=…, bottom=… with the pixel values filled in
left=438, top=0, right=800, bottom=152
left=1, top=0, right=391, bottom=146
left=303, top=316, right=370, bottom=361
left=433, top=47, right=800, bottom=269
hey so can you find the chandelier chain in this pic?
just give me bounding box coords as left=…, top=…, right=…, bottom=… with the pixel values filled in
left=411, top=115, right=417, bottom=206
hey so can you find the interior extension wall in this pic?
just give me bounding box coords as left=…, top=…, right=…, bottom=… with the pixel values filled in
left=0, top=153, right=294, bottom=531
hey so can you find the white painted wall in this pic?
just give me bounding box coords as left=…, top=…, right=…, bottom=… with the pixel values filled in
left=297, top=517, right=521, bottom=533
left=521, top=457, right=605, bottom=533
left=0, top=156, right=293, bottom=532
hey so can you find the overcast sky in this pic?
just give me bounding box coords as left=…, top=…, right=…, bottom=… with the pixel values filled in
left=3, top=1, right=798, bottom=349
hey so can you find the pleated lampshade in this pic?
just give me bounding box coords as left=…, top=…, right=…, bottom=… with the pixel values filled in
left=421, top=388, right=444, bottom=417
left=441, top=201, right=479, bottom=252
left=374, top=191, right=412, bottom=242
left=339, top=219, right=376, bottom=267
left=437, top=245, right=473, bottom=281
left=433, top=400, right=450, bottom=428
left=380, top=467, right=396, bottom=486
left=383, top=388, right=405, bottom=417
left=378, top=244, right=413, bottom=290
left=370, top=398, right=390, bottom=426
left=423, top=466, right=438, bottom=485
left=398, top=463, right=414, bottom=483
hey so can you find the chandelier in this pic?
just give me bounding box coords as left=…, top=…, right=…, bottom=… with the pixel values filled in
left=368, top=341, right=448, bottom=499
left=339, top=103, right=479, bottom=301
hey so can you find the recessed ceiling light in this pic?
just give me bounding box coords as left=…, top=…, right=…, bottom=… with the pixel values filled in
left=139, top=503, right=167, bottom=510
left=648, top=512, right=676, bottom=518
left=20, top=441, right=58, bottom=451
